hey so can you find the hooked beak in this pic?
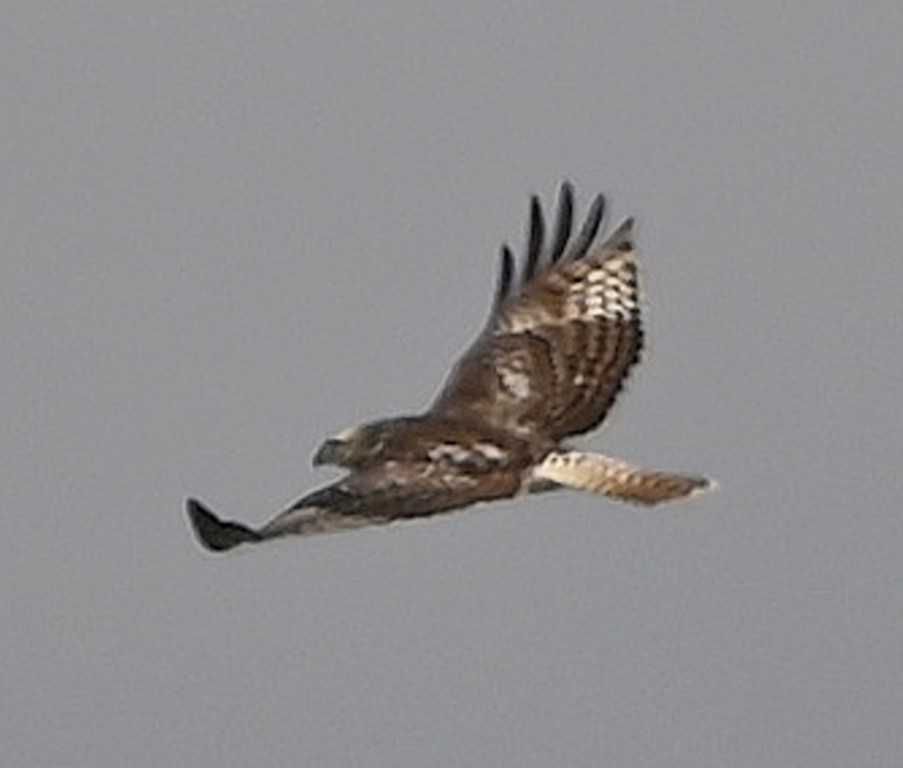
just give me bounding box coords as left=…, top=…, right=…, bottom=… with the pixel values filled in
left=312, top=438, right=347, bottom=468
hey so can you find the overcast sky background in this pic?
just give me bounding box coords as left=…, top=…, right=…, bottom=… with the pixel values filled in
left=2, top=3, right=902, bottom=766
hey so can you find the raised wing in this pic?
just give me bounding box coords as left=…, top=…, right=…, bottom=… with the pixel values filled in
left=431, top=183, right=643, bottom=440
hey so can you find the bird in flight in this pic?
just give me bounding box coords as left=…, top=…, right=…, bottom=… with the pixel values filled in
left=187, top=183, right=712, bottom=552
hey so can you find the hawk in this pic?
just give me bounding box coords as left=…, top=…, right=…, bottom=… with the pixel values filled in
left=187, top=183, right=711, bottom=552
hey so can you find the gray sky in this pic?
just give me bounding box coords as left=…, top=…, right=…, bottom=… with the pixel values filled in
left=2, top=2, right=902, bottom=766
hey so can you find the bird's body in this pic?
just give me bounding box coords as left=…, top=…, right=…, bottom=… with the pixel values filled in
left=187, top=184, right=712, bottom=552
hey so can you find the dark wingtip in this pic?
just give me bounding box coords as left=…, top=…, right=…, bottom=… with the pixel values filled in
left=566, top=192, right=606, bottom=261
left=549, top=182, right=574, bottom=263
left=186, top=498, right=262, bottom=552
left=493, top=244, right=515, bottom=310
left=604, top=216, right=636, bottom=252
left=523, top=195, right=545, bottom=280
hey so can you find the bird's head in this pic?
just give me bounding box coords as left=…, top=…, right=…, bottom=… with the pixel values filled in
left=312, top=420, right=396, bottom=470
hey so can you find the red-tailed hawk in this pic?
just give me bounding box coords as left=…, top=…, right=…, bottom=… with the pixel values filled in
left=187, top=183, right=711, bottom=551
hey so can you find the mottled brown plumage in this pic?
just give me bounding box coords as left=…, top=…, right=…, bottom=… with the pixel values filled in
left=187, top=183, right=711, bottom=552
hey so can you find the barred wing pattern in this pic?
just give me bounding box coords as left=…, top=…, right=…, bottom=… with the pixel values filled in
left=432, top=183, right=643, bottom=441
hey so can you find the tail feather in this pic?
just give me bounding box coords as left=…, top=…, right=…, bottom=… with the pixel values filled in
left=532, top=450, right=713, bottom=506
